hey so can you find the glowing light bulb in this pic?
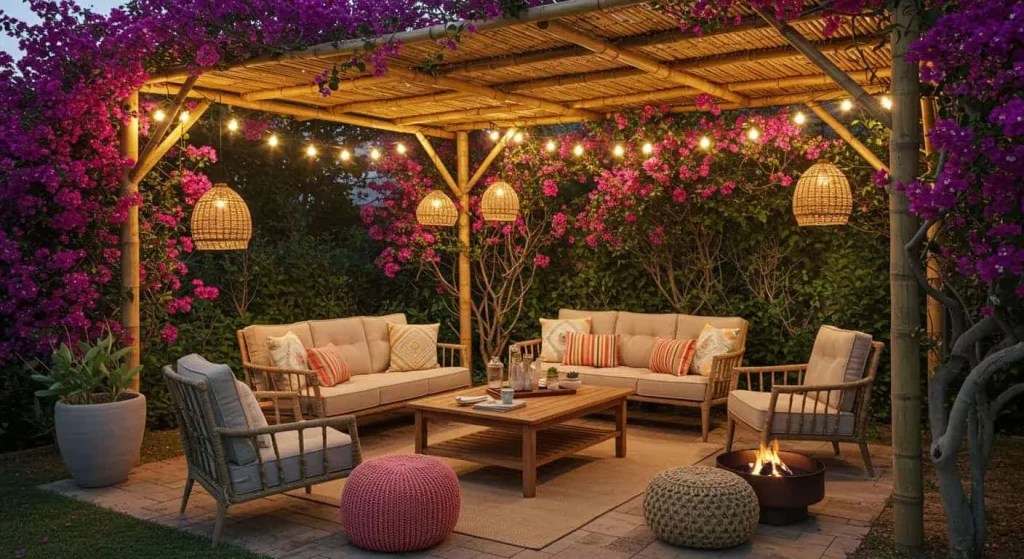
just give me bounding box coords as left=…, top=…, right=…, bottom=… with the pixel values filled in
left=227, top=118, right=239, bottom=132
left=339, top=149, right=351, bottom=162
left=432, top=199, right=441, bottom=208
left=881, top=96, right=893, bottom=110
left=545, top=140, right=557, bottom=152
left=793, top=111, right=806, bottom=125
left=153, top=109, right=166, bottom=122
left=513, top=132, right=524, bottom=144
left=612, top=144, right=625, bottom=157
left=306, top=145, right=318, bottom=157
left=267, top=134, right=279, bottom=147
left=840, top=99, right=853, bottom=112
left=698, top=136, right=712, bottom=150
left=573, top=144, right=584, bottom=157
left=396, top=142, right=407, bottom=155
left=489, top=130, right=500, bottom=141
left=214, top=199, right=227, bottom=209
left=747, top=127, right=760, bottom=141
left=370, top=148, right=381, bottom=161
left=641, top=142, right=653, bottom=155
left=178, top=110, right=190, bottom=123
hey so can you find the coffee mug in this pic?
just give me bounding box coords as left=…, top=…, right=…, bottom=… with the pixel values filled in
left=500, top=388, right=514, bottom=405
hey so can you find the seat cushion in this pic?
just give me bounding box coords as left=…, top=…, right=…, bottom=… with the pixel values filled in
left=728, top=390, right=855, bottom=437
left=559, top=309, right=619, bottom=335
left=315, top=368, right=470, bottom=416
left=229, top=427, right=353, bottom=495
left=615, top=312, right=678, bottom=368
left=804, top=326, right=873, bottom=412
left=176, top=354, right=257, bottom=465
left=675, top=315, right=747, bottom=346
left=636, top=373, right=708, bottom=402
left=546, top=363, right=649, bottom=391
left=315, top=376, right=382, bottom=416
left=362, top=314, right=407, bottom=373
left=309, top=318, right=373, bottom=376
left=240, top=322, right=314, bottom=367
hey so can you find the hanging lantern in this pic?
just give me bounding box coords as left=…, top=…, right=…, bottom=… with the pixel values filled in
left=480, top=180, right=519, bottom=222
left=416, top=190, right=458, bottom=227
left=792, top=161, right=853, bottom=226
left=191, top=183, right=253, bottom=250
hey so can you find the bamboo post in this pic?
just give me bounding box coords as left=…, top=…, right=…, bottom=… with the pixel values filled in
left=414, top=132, right=460, bottom=195
left=921, top=97, right=943, bottom=376
left=456, top=132, right=472, bottom=369
left=889, top=1, right=924, bottom=552
left=806, top=101, right=888, bottom=172
left=120, top=91, right=141, bottom=392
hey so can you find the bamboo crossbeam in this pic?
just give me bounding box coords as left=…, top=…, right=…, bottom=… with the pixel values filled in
left=445, top=114, right=593, bottom=131
left=131, top=100, right=212, bottom=187
left=333, top=91, right=469, bottom=115
left=140, top=83, right=455, bottom=139
left=146, top=0, right=648, bottom=83
left=241, top=76, right=401, bottom=101
left=806, top=101, right=887, bottom=171
left=537, top=21, right=748, bottom=106
left=396, top=104, right=527, bottom=126
left=668, top=86, right=883, bottom=113
left=467, top=129, right=516, bottom=191
left=414, top=132, right=460, bottom=196
left=754, top=7, right=892, bottom=129
left=140, top=74, right=197, bottom=163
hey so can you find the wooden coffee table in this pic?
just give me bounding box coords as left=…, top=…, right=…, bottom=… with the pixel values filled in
left=407, top=385, right=633, bottom=497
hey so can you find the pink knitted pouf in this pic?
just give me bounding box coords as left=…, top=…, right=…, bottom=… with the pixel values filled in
left=341, top=454, right=461, bottom=552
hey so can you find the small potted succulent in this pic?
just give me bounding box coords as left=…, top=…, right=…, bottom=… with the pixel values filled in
left=560, top=371, right=582, bottom=390
left=30, top=331, right=145, bottom=488
left=546, top=367, right=560, bottom=389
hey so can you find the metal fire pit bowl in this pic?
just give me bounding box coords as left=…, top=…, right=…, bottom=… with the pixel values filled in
left=716, top=450, right=825, bottom=525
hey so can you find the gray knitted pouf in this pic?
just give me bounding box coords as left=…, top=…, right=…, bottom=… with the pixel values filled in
left=643, top=466, right=759, bottom=549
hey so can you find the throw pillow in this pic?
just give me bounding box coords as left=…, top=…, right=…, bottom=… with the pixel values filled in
left=388, top=323, right=440, bottom=372
left=562, top=332, right=619, bottom=368
left=691, top=324, right=741, bottom=376
left=266, top=331, right=309, bottom=391
left=649, top=338, right=698, bottom=376
left=306, top=344, right=352, bottom=387
left=234, top=380, right=271, bottom=449
left=539, top=317, right=591, bottom=362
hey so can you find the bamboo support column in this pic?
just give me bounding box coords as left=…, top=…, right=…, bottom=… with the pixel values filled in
left=920, top=97, right=943, bottom=375
left=456, top=132, right=472, bottom=369
left=889, top=1, right=924, bottom=552
left=120, top=91, right=141, bottom=391
left=806, top=101, right=888, bottom=172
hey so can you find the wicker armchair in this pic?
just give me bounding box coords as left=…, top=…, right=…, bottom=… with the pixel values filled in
left=163, top=365, right=362, bottom=546
left=725, top=327, right=883, bottom=476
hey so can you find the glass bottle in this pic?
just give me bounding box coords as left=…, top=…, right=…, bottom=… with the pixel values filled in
left=509, top=346, right=525, bottom=391
left=523, top=355, right=536, bottom=391
left=486, top=356, right=504, bottom=390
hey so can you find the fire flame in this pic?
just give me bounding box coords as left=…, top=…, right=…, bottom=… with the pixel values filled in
left=748, top=439, right=794, bottom=477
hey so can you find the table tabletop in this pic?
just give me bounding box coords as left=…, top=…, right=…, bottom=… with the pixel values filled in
left=407, top=385, right=634, bottom=426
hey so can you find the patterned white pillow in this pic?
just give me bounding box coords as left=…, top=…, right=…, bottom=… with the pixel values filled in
left=388, top=323, right=440, bottom=372
left=266, top=331, right=308, bottom=391
left=691, top=324, right=741, bottom=376
left=540, top=317, right=591, bottom=362
left=234, top=380, right=271, bottom=448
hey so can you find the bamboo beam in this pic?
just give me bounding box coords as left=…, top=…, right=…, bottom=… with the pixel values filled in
left=140, top=74, right=197, bottom=164
left=536, top=20, right=748, bottom=106
left=131, top=100, right=212, bottom=186
left=401, top=107, right=598, bottom=126
left=456, top=131, right=472, bottom=369
left=240, top=75, right=401, bottom=101
left=754, top=7, right=892, bottom=129
left=921, top=96, right=943, bottom=376
left=444, top=114, right=593, bottom=131
left=120, top=91, right=141, bottom=392
left=146, top=0, right=648, bottom=83
left=467, top=129, right=516, bottom=191
left=806, top=101, right=888, bottom=172
left=667, top=86, right=884, bottom=113
left=140, top=83, right=455, bottom=139
left=414, top=132, right=460, bottom=196
left=333, top=91, right=469, bottom=115
left=889, top=0, right=924, bottom=552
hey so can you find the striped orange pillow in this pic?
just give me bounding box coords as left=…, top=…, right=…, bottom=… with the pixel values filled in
left=306, top=344, right=351, bottom=387
left=562, top=332, right=619, bottom=368
left=649, top=338, right=697, bottom=376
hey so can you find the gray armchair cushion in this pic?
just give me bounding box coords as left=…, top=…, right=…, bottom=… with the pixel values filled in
left=228, top=427, right=354, bottom=494
left=177, top=354, right=257, bottom=465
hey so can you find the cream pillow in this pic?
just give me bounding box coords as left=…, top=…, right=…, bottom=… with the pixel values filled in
left=691, top=324, right=741, bottom=376
left=266, top=331, right=308, bottom=391
left=234, top=380, right=271, bottom=448
left=388, top=323, right=440, bottom=372
left=540, top=317, right=591, bottom=362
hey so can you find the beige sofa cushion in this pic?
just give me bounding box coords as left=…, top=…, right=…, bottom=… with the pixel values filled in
left=675, top=315, right=747, bottom=345
left=615, top=312, right=677, bottom=368
left=241, top=322, right=314, bottom=367
left=636, top=374, right=708, bottom=402
left=309, top=318, right=373, bottom=376
left=545, top=363, right=647, bottom=391
left=315, top=376, right=382, bottom=416
left=559, top=309, right=619, bottom=335
left=804, top=326, right=873, bottom=412
left=362, top=313, right=407, bottom=373
left=315, top=367, right=471, bottom=416
left=229, top=427, right=353, bottom=494
left=729, top=390, right=855, bottom=437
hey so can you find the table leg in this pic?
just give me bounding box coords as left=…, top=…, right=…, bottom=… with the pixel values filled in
left=521, top=426, right=537, bottom=498
left=415, top=411, right=427, bottom=454
left=615, top=398, right=627, bottom=458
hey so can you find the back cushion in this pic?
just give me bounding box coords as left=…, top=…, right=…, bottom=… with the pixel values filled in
left=804, top=326, right=873, bottom=412
left=309, top=318, right=373, bottom=376
left=362, top=313, right=407, bottom=373
left=559, top=309, right=619, bottom=335
left=240, top=322, right=313, bottom=367
left=615, top=312, right=678, bottom=368
left=676, top=315, right=747, bottom=348
left=176, top=354, right=257, bottom=465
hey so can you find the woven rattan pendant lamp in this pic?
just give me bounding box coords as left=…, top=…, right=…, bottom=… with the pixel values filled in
left=416, top=190, right=458, bottom=227
left=191, top=183, right=252, bottom=250
left=792, top=161, right=853, bottom=226
left=480, top=180, right=519, bottom=222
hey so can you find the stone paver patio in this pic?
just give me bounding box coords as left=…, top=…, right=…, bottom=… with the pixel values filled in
left=42, top=411, right=892, bottom=559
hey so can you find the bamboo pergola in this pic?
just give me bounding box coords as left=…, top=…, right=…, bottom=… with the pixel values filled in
left=127, top=0, right=924, bottom=551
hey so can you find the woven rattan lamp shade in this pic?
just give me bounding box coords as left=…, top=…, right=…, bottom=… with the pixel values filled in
left=792, top=162, right=853, bottom=226
left=416, top=190, right=458, bottom=227
left=191, top=183, right=252, bottom=250
left=480, top=180, right=519, bottom=222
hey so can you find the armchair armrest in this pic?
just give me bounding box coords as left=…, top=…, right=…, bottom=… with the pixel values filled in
left=511, top=338, right=543, bottom=361
left=241, top=362, right=323, bottom=417
left=252, top=390, right=303, bottom=424
left=706, top=349, right=745, bottom=399
left=763, top=377, right=875, bottom=439
left=438, top=343, right=469, bottom=368
left=731, top=363, right=807, bottom=392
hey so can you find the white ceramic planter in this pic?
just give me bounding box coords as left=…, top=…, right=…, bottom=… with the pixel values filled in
left=560, top=379, right=582, bottom=390
left=55, top=392, right=146, bottom=488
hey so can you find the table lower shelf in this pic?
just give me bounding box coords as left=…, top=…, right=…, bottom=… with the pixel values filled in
left=421, top=424, right=619, bottom=470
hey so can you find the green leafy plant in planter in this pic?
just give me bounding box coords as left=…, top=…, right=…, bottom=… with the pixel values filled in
left=29, top=331, right=147, bottom=488
left=561, top=371, right=582, bottom=390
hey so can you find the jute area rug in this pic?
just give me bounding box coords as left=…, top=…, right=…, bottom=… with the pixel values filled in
left=292, top=420, right=720, bottom=549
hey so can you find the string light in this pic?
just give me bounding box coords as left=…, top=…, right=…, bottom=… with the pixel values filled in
left=267, top=134, right=279, bottom=147
left=227, top=118, right=239, bottom=132
left=573, top=144, right=584, bottom=157
left=370, top=147, right=382, bottom=161
left=153, top=109, right=166, bottom=122
left=641, top=142, right=653, bottom=155
left=698, top=136, right=712, bottom=150
left=747, top=127, right=761, bottom=141
left=305, top=145, right=318, bottom=158
left=612, top=144, right=625, bottom=157
left=793, top=111, right=806, bottom=125
left=178, top=110, right=190, bottom=123
left=513, top=131, right=524, bottom=144
left=881, top=96, right=893, bottom=110
left=839, top=99, right=854, bottom=112
left=339, top=149, right=351, bottom=162
left=545, top=139, right=557, bottom=152
left=489, top=130, right=501, bottom=141
left=395, top=142, right=407, bottom=155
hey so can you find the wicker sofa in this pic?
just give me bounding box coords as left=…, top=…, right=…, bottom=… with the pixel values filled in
left=238, top=313, right=471, bottom=419
left=514, top=309, right=748, bottom=441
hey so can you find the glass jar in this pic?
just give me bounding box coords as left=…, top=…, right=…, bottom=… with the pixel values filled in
left=523, top=355, right=536, bottom=391
left=486, top=356, right=504, bottom=390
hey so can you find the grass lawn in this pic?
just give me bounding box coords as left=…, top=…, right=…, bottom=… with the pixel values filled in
left=1, top=430, right=266, bottom=559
